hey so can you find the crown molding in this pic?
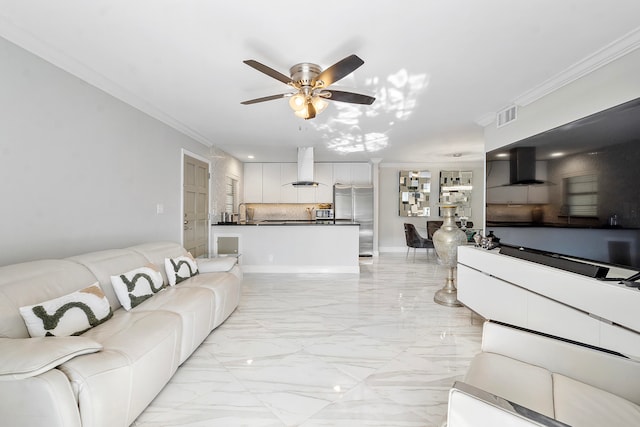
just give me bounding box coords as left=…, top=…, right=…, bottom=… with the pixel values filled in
left=0, top=16, right=213, bottom=147
left=474, top=112, right=495, bottom=127
left=515, top=26, right=640, bottom=107
left=476, top=26, right=640, bottom=128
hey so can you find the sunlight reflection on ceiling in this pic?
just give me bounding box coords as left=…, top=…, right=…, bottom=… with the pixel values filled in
left=312, top=69, right=430, bottom=155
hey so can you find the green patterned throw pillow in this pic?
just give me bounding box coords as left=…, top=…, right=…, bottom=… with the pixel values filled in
left=110, top=265, right=166, bottom=310
left=164, top=255, right=199, bottom=286
left=19, top=283, right=113, bottom=337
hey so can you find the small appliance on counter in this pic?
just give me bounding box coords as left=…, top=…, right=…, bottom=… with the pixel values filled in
left=218, top=212, right=237, bottom=224
left=315, top=208, right=334, bottom=220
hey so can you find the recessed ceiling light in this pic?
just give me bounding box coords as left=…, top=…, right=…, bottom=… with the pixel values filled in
left=247, top=155, right=255, bottom=159
left=496, top=153, right=508, bottom=158
left=551, top=152, right=564, bottom=157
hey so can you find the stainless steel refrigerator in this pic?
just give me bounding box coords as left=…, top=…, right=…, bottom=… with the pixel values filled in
left=334, top=184, right=374, bottom=256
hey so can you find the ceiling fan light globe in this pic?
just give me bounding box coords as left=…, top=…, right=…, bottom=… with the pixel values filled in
left=312, top=96, right=328, bottom=114
left=294, top=107, right=310, bottom=119
left=289, top=93, right=306, bottom=111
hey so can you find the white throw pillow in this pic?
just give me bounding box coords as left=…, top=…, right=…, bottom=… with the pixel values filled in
left=164, top=255, right=199, bottom=285
left=19, top=283, right=113, bottom=337
left=110, top=265, right=165, bottom=310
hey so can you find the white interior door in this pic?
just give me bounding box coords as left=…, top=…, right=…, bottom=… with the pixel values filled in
left=183, top=154, right=209, bottom=257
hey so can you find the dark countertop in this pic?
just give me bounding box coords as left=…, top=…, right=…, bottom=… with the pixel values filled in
left=213, top=220, right=360, bottom=226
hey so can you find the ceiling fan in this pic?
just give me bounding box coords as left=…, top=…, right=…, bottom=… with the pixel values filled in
left=241, top=54, right=375, bottom=120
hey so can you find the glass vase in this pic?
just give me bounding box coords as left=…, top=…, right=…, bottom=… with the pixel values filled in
left=433, top=205, right=467, bottom=307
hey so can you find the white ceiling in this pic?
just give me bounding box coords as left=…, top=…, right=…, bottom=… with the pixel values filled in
left=2, top=1, right=640, bottom=163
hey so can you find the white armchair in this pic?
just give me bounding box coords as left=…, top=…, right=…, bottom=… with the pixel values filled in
left=447, top=321, right=640, bottom=426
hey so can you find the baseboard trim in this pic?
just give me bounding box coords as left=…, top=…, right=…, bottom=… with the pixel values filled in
left=241, top=265, right=360, bottom=274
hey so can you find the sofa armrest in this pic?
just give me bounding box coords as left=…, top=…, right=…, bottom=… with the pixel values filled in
left=0, top=337, right=102, bottom=380
left=196, top=257, right=237, bottom=273
left=480, top=321, right=640, bottom=405
left=448, top=381, right=568, bottom=427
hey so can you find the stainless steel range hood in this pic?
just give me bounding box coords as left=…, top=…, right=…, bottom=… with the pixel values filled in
left=508, top=147, right=548, bottom=186
left=292, top=147, right=319, bottom=187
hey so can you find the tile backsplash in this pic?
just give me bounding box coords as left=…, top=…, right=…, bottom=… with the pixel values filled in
left=242, top=203, right=331, bottom=221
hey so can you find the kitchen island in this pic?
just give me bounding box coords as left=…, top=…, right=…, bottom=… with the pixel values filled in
left=211, top=221, right=360, bottom=273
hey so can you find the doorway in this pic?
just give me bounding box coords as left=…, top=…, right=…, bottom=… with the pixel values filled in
left=182, top=152, right=210, bottom=257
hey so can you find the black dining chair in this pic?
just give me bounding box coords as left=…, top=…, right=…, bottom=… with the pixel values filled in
left=404, top=223, right=435, bottom=261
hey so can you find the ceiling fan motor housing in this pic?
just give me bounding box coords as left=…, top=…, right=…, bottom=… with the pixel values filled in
left=289, top=63, right=322, bottom=88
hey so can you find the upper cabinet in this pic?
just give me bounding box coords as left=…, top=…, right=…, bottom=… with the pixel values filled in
left=243, top=163, right=263, bottom=202
left=333, top=162, right=371, bottom=185
left=486, top=161, right=549, bottom=204
left=242, top=162, right=371, bottom=203
left=261, top=163, right=282, bottom=203
left=314, top=163, right=333, bottom=203
left=280, top=163, right=299, bottom=203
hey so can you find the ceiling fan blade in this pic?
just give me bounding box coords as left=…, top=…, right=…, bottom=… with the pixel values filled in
left=243, top=60, right=292, bottom=85
left=316, top=54, right=364, bottom=87
left=324, top=90, right=375, bottom=105
left=241, top=93, right=289, bottom=105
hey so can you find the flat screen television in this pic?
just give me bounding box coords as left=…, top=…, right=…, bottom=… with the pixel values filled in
left=485, top=96, right=640, bottom=275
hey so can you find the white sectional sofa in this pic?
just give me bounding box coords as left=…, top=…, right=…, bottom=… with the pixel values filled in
left=0, top=241, right=242, bottom=427
left=447, top=321, right=640, bottom=426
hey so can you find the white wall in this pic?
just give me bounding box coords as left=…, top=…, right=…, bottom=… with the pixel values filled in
left=0, top=37, right=216, bottom=265
left=378, top=162, right=484, bottom=252
left=210, top=146, right=243, bottom=221
left=485, top=48, right=640, bottom=151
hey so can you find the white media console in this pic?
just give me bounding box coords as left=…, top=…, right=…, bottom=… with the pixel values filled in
left=457, top=246, right=640, bottom=359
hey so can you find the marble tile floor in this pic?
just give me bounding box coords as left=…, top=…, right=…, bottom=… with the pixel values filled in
left=132, top=253, right=483, bottom=427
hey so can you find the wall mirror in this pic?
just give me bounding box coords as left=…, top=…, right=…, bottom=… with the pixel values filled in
left=439, top=170, right=473, bottom=217
left=399, top=170, right=431, bottom=216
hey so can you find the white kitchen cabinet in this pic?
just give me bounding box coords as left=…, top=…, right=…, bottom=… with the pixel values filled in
left=315, top=163, right=333, bottom=203
left=350, top=162, right=372, bottom=184
left=332, top=163, right=351, bottom=185
left=486, top=185, right=528, bottom=204
left=211, top=223, right=360, bottom=273
left=333, top=162, right=371, bottom=185
left=243, top=161, right=370, bottom=203
left=486, top=160, right=548, bottom=204
left=280, top=163, right=299, bottom=203
left=262, top=163, right=281, bottom=203
left=243, top=163, right=263, bottom=202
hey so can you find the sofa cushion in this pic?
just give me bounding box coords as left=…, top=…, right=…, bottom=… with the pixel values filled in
left=127, top=241, right=187, bottom=285
left=553, top=373, right=640, bottom=427
left=58, top=308, right=182, bottom=427
left=67, top=249, right=151, bottom=311
left=0, top=259, right=98, bottom=339
left=110, top=266, right=166, bottom=310
left=177, top=272, right=242, bottom=329
left=19, top=283, right=113, bottom=337
left=164, top=255, right=199, bottom=285
left=464, top=352, right=555, bottom=418
left=133, top=286, right=215, bottom=363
